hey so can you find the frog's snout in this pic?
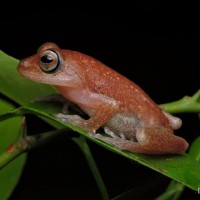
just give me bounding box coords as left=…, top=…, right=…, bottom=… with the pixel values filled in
left=17, top=55, right=36, bottom=74
left=18, top=59, right=28, bottom=70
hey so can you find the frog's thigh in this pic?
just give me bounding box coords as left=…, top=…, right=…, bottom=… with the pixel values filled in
left=93, top=127, right=188, bottom=154
left=136, top=127, right=188, bottom=154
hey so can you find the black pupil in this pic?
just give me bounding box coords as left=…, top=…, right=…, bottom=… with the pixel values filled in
left=41, top=54, right=53, bottom=63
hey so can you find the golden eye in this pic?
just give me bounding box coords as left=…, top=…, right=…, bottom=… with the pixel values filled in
left=39, top=50, right=61, bottom=73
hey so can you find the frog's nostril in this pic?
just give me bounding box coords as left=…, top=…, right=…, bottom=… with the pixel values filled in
left=17, top=60, right=27, bottom=75
left=19, top=59, right=28, bottom=68
left=17, top=59, right=31, bottom=73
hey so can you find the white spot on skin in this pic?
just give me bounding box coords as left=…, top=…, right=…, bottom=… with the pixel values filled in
left=148, top=117, right=155, bottom=126
left=143, top=97, right=147, bottom=101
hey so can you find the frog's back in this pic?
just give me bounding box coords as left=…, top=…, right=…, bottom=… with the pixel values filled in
left=67, top=50, right=159, bottom=107
left=65, top=50, right=171, bottom=129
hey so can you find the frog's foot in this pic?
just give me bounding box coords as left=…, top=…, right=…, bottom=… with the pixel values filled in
left=89, top=127, right=145, bottom=152
left=104, top=127, right=127, bottom=140
left=32, top=94, right=83, bottom=114
left=55, top=113, right=85, bottom=124
left=54, top=113, right=93, bottom=132
left=90, top=127, right=131, bottom=141
left=89, top=130, right=146, bottom=153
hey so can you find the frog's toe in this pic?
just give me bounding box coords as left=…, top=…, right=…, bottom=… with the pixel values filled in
left=104, top=127, right=120, bottom=139
left=54, top=113, right=83, bottom=124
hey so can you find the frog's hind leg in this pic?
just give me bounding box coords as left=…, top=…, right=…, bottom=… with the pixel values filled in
left=90, top=127, right=189, bottom=154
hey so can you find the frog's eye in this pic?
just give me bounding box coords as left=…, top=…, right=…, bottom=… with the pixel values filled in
left=39, top=50, right=61, bottom=73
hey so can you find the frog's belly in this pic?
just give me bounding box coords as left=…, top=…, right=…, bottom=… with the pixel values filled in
left=104, top=113, right=141, bottom=140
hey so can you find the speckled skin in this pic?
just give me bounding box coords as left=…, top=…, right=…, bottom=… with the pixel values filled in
left=17, top=42, right=189, bottom=154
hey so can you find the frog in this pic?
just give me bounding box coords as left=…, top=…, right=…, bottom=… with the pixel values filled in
left=17, top=42, right=189, bottom=154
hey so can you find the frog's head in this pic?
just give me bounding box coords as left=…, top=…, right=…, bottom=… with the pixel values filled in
left=17, top=42, right=83, bottom=87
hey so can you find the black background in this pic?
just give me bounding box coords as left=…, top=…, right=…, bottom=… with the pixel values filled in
left=1, top=2, right=200, bottom=200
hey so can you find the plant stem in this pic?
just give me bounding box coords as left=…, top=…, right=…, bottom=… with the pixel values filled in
left=73, top=136, right=110, bottom=200
left=160, top=89, right=200, bottom=114
left=0, top=140, right=24, bottom=170
left=0, top=128, right=69, bottom=170
left=0, top=109, right=22, bottom=122
left=155, top=180, right=184, bottom=200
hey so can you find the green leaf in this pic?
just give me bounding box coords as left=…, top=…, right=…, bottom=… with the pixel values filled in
left=189, top=136, right=200, bottom=161
left=1, top=102, right=200, bottom=191
left=0, top=99, right=27, bottom=200
left=1, top=50, right=200, bottom=193
left=155, top=136, right=200, bottom=200
left=73, top=136, right=109, bottom=200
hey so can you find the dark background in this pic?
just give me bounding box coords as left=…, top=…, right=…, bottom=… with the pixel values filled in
left=1, top=2, right=200, bottom=200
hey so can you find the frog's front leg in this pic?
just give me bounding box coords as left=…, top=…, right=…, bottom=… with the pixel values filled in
left=93, top=127, right=189, bottom=154
left=55, top=91, right=119, bottom=133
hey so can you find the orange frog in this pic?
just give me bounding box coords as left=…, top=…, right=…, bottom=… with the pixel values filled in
left=17, top=42, right=188, bottom=154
